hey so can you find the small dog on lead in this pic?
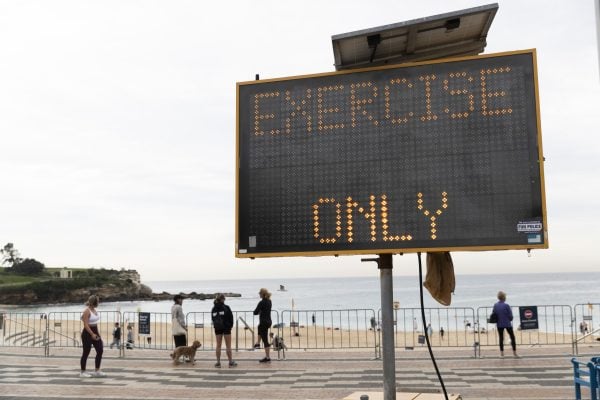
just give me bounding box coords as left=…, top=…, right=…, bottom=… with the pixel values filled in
left=170, top=340, right=201, bottom=364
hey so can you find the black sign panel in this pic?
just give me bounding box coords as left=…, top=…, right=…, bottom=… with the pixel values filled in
left=519, top=306, right=539, bottom=330
left=138, top=312, right=151, bottom=335
left=236, top=50, right=547, bottom=257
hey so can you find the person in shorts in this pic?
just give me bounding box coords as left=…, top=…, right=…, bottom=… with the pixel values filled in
left=211, top=293, right=236, bottom=368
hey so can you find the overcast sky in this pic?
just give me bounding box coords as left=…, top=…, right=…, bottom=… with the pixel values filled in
left=0, top=0, right=598, bottom=281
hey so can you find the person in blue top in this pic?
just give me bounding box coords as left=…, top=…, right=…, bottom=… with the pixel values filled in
left=492, top=291, right=519, bottom=357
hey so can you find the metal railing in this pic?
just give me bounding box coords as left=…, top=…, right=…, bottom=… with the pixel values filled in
left=1, top=304, right=597, bottom=358
left=0, top=312, right=47, bottom=348
left=574, top=303, right=600, bottom=355
left=382, top=307, right=477, bottom=350
left=475, top=305, right=575, bottom=352
left=46, top=312, right=120, bottom=345
left=186, top=310, right=275, bottom=352
left=280, top=309, right=378, bottom=355
left=121, top=311, right=171, bottom=350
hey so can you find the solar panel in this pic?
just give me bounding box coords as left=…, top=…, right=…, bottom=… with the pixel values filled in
left=332, top=4, right=498, bottom=70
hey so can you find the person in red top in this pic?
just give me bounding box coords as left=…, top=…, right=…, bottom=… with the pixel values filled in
left=492, top=291, right=519, bottom=358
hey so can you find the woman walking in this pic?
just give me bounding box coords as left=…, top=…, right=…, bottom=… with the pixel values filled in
left=80, top=295, right=106, bottom=377
left=253, top=288, right=272, bottom=363
left=493, top=290, right=519, bottom=357
left=171, top=294, right=187, bottom=348
left=211, top=293, right=237, bottom=368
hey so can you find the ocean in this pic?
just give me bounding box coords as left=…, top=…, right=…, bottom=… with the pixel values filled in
left=3, top=271, right=598, bottom=315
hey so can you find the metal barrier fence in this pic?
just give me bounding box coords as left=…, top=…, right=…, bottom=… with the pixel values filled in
left=47, top=311, right=121, bottom=348
left=381, top=307, right=477, bottom=350
left=1, top=304, right=598, bottom=357
left=574, top=303, right=600, bottom=354
left=475, top=305, right=575, bottom=353
left=0, top=312, right=48, bottom=348
left=121, top=311, right=171, bottom=350
left=186, top=310, right=280, bottom=352
left=279, top=309, right=378, bottom=355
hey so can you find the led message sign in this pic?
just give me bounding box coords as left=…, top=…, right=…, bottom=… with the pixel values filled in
left=236, top=50, right=547, bottom=257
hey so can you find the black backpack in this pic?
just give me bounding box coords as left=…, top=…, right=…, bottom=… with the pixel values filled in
left=212, top=307, right=226, bottom=330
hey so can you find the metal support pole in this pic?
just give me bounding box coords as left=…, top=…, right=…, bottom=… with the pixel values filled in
left=235, top=318, right=239, bottom=352
left=119, top=313, right=124, bottom=358
left=43, top=330, right=49, bottom=357
left=595, top=0, right=600, bottom=79
left=364, top=254, right=396, bottom=400
left=378, top=254, right=396, bottom=400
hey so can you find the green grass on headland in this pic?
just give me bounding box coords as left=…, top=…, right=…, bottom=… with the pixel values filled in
left=0, top=267, right=147, bottom=304
left=0, top=267, right=93, bottom=288
left=0, top=269, right=49, bottom=287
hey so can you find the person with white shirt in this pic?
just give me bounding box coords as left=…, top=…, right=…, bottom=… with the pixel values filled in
left=79, top=295, right=106, bottom=378
left=171, top=294, right=188, bottom=348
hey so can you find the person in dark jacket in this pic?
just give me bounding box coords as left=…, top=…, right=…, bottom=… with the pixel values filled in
left=211, top=293, right=236, bottom=368
left=253, top=288, right=272, bottom=363
left=492, top=290, right=519, bottom=357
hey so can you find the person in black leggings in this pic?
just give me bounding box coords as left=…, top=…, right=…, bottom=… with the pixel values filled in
left=80, top=295, right=106, bottom=377
left=253, top=288, right=272, bottom=363
left=493, top=290, right=519, bottom=358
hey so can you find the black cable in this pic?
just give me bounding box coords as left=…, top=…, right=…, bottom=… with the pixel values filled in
left=418, top=252, right=449, bottom=400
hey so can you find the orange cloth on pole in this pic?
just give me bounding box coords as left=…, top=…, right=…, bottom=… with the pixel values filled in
left=423, top=252, right=455, bottom=306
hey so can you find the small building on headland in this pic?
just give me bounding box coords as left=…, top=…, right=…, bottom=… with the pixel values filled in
left=59, top=268, right=73, bottom=279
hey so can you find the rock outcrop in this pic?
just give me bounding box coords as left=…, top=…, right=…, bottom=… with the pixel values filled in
left=0, top=269, right=240, bottom=305
left=149, top=292, right=242, bottom=301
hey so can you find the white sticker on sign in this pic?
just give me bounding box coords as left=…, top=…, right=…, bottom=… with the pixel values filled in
left=517, top=221, right=543, bottom=232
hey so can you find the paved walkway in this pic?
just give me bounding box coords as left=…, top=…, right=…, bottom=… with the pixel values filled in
left=0, top=345, right=595, bottom=400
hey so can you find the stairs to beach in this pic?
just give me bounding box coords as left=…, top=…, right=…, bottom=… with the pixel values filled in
left=2, top=330, right=53, bottom=347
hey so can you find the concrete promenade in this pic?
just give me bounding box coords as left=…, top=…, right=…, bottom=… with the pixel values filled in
left=0, top=344, right=595, bottom=400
